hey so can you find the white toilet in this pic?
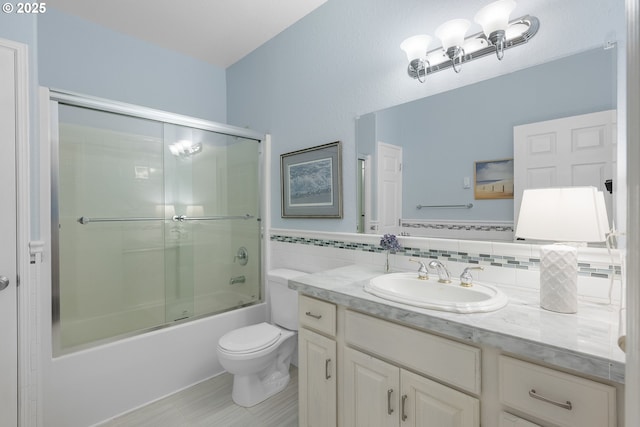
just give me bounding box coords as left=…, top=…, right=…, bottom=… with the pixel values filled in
left=217, top=268, right=307, bottom=407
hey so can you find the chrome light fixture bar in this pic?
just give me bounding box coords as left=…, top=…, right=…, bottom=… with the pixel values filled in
left=401, top=0, right=539, bottom=82
left=405, top=15, right=538, bottom=80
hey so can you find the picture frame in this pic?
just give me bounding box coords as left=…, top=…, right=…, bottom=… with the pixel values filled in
left=281, top=141, right=343, bottom=218
left=474, top=158, right=514, bottom=200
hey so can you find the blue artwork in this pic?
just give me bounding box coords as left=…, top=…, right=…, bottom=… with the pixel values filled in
left=288, top=158, right=333, bottom=206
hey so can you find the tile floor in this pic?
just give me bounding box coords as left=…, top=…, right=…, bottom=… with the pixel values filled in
left=99, top=368, right=298, bottom=427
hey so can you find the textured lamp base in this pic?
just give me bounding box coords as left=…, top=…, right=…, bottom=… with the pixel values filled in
left=539, top=244, right=578, bottom=314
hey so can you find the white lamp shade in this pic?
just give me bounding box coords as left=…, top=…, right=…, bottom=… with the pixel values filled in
left=435, top=19, right=470, bottom=50
left=400, top=35, right=431, bottom=61
left=515, top=187, right=610, bottom=242
left=474, top=0, right=517, bottom=37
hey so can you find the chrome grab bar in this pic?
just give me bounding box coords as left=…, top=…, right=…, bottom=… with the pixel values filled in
left=416, top=203, right=473, bottom=209
left=78, top=214, right=255, bottom=225
left=172, top=214, right=254, bottom=222
left=78, top=216, right=159, bottom=224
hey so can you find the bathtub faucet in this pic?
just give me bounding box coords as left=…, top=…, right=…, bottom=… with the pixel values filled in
left=229, top=275, right=246, bottom=285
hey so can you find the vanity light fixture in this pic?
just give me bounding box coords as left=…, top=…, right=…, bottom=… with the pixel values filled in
left=400, top=0, right=539, bottom=81
left=515, top=187, right=610, bottom=314
left=400, top=35, right=432, bottom=83
left=434, top=19, right=471, bottom=73
left=474, top=0, right=517, bottom=60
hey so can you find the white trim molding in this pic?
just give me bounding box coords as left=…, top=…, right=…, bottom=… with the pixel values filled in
left=0, top=36, right=36, bottom=427
left=626, top=0, right=640, bottom=425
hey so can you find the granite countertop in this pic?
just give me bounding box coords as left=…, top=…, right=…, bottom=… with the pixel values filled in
left=288, top=264, right=625, bottom=384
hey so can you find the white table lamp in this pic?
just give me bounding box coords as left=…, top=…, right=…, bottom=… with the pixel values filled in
left=515, top=187, right=609, bottom=313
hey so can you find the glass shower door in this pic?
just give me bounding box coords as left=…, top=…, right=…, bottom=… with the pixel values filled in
left=54, top=102, right=262, bottom=355
left=163, top=124, right=261, bottom=321
left=56, top=105, right=167, bottom=352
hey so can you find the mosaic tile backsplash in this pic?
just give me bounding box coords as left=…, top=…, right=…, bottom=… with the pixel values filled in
left=270, top=234, right=621, bottom=279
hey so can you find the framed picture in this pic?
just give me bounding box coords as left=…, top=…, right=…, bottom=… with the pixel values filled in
left=281, top=141, right=343, bottom=218
left=474, top=158, right=514, bottom=200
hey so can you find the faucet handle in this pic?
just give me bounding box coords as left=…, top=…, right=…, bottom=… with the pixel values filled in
left=409, top=258, right=429, bottom=280
left=460, top=266, right=484, bottom=287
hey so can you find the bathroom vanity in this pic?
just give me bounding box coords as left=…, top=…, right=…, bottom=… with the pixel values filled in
left=291, top=264, right=624, bottom=427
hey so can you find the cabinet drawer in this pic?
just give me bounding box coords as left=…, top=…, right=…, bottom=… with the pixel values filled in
left=345, top=310, right=481, bottom=394
left=299, top=295, right=336, bottom=337
left=499, top=355, right=616, bottom=427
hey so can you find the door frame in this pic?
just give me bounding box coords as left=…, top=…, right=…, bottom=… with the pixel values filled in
left=626, top=0, right=640, bottom=424
left=0, top=37, right=33, bottom=426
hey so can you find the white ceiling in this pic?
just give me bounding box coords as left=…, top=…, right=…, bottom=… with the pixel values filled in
left=46, top=0, right=327, bottom=68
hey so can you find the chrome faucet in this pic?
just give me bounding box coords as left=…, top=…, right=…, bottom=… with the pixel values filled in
left=460, top=266, right=484, bottom=287
left=429, top=260, right=451, bottom=283
left=409, top=258, right=429, bottom=280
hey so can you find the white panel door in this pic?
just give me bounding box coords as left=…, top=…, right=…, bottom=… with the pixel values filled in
left=513, top=110, right=616, bottom=225
left=376, top=142, right=402, bottom=234
left=0, top=42, right=18, bottom=427
left=343, top=347, right=400, bottom=427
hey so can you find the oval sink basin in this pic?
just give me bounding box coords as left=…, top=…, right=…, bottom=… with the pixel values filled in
left=364, top=272, right=508, bottom=313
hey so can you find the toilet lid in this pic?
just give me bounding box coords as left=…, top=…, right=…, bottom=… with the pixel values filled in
left=219, top=322, right=281, bottom=353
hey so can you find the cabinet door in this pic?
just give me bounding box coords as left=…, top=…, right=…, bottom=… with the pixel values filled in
left=299, top=328, right=337, bottom=427
left=343, top=347, right=401, bottom=427
left=400, top=370, right=480, bottom=427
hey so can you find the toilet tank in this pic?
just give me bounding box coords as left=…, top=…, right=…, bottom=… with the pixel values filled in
left=268, top=269, right=307, bottom=330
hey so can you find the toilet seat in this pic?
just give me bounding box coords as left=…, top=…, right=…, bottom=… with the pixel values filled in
left=218, top=322, right=281, bottom=354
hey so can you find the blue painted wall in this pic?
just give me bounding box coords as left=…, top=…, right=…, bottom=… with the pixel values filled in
left=38, top=8, right=227, bottom=122
left=227, top=0, right=624, bottom=232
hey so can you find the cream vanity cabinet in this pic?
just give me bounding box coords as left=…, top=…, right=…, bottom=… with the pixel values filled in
left=297, top=294, right=619, bottom=427
left=498, top=355, right=617, bottom=427
left=298, top=295, right=338, bottom=427
left=343, top=347, right=479, bottom=426
left=343, top=310, right=480, bottom=427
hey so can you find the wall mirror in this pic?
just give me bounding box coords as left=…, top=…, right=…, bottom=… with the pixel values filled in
left=355, top=47, right=617, bottom=241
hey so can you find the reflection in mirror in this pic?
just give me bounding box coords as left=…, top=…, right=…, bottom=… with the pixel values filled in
left=356, top=47, right=617, bottom=241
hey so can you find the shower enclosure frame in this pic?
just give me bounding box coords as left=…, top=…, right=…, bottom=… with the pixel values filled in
left=49, top=89, right=267, bottom=356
